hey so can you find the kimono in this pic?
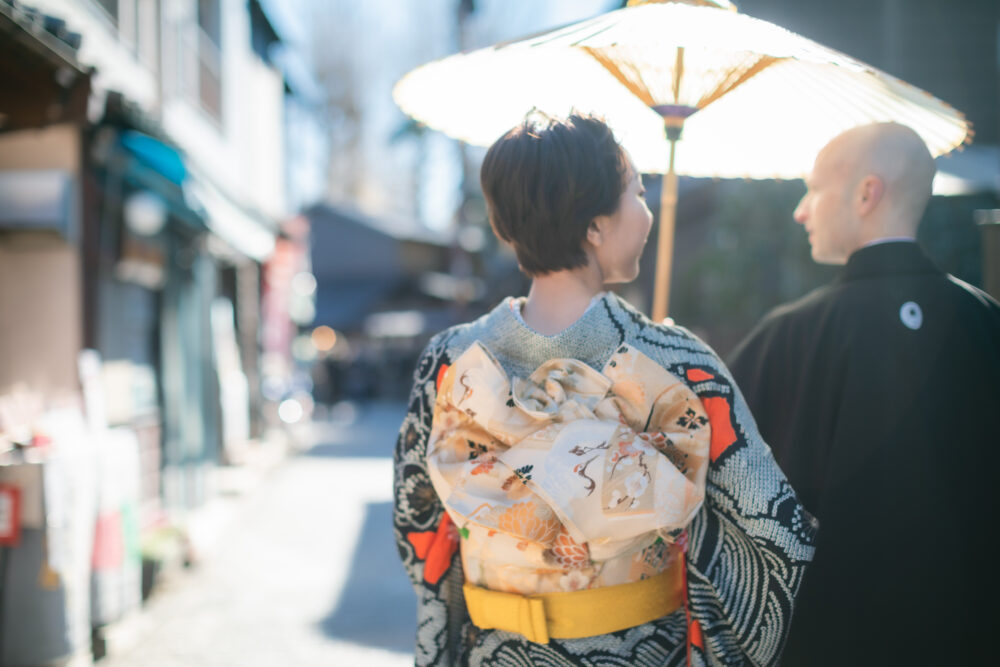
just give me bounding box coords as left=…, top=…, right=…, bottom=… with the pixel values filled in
left=728, top=241, right=1000, bottom=665
left=394, top=292, right=816, bottom=666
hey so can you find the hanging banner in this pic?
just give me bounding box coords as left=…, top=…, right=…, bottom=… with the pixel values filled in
left=0, top=483, right=21, bottom=547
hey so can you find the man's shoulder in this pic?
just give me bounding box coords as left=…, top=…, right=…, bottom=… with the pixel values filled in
left=757, top=282, right=843, bottom=330
left=727, top=283, right=845, bottom=372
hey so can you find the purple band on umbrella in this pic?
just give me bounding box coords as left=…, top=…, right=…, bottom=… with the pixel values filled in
left=652, top=104, right=699, bottom=119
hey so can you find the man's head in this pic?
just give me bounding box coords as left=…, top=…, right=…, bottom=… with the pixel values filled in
left=793, top=122, right=936, bottom=264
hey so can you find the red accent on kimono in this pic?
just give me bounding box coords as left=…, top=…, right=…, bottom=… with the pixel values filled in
left=702, top=396, right=737, bottom=462
left=686, top=368, right=715, bottom=383
left=689, top=618, right=704, bottom=649
left=407, top=513, right=459, bottom=585
left=436, top=363, right=450, bottom=392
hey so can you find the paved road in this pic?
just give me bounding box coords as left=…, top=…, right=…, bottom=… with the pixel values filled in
left=101, top=401, right=416, bottom=666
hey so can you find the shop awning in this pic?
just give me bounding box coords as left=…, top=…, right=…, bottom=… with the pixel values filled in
left=185, top=174, right=277, bottom=262
left=112, top=130, right=203, bottom=231
left=120, top=131, right=187, bottom=186
left=112, top=128, right=278, bottom=261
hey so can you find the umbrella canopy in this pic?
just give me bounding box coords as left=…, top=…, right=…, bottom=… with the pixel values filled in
left=394, top=0, right=971, bottom=318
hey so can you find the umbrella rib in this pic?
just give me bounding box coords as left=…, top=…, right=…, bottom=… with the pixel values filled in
left=582, top=46, right=657, bottom=108
left=393, top=2, right=973, bottom=176
left=672, top=47, right=684, bottom=104
left=765, top=62, right=967, bottom=156
left=699, top=55, right=780, bottom=109
left=831, top=69, right=959, bottom=148
left=860, top=75, right=970, bottom=149
left=781, top=63, right=861, bottom=125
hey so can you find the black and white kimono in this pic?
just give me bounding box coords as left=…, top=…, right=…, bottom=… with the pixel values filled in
left=395, top=292, right=817, bottom=666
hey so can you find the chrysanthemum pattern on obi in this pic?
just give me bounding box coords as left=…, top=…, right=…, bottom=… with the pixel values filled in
left=426, top=342, right=710, bottom=595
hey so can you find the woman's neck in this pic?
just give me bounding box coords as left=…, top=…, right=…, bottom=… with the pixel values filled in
left=522, top=268, right=604, bottom=336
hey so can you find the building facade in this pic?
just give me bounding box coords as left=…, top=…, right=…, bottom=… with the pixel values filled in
left=0, top=0, right=327, bottom=663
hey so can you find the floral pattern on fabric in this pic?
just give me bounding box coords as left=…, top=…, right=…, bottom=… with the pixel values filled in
left=427, top=342, right=709, bottom=595
left=393, top=293, right=818, bottom=666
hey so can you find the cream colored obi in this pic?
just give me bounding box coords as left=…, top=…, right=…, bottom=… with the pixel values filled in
left=427, top=342, right=710, bottom=595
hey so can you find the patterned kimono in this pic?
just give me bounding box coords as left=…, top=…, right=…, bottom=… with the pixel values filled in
left=394, top=293, right=817, bottom=666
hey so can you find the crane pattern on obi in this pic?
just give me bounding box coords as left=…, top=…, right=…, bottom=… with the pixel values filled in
left=428, top=342, right=710, bottom=595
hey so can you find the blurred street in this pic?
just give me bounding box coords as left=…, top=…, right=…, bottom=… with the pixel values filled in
left=1, top=2, right=997, bottom=666
left=99, top=401, right=414, bottom=667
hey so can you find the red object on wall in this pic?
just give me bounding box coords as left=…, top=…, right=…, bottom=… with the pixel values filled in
left=92, top=512, right=125, bottom=569
left=0, top=484, right=21, bottom=547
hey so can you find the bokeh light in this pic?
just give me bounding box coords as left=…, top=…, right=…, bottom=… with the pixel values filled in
left=311, top=325, right=338, bottom=352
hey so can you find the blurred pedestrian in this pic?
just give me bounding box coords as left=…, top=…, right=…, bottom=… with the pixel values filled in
left=393, top=113, right=816, bottom=666
left=310, top=355, right=335, bottom=410
left=728, top=123, right=1000, bottom=665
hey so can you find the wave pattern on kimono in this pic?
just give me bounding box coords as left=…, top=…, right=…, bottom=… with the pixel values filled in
left=393, top=293, right=817, bottom=666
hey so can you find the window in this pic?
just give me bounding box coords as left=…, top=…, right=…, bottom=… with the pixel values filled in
left=136, top=0, right=158, bottom=69
left=197, top=0, right=221, bottom=46
left=163, top=0, right=223, bottom=122
left=90, top=0, right=152, bottom=68
left=93, top=0, right=119, bottom=24
left=196, top=0, right=223, bottom=120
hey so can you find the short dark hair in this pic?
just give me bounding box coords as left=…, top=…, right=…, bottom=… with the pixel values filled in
left=480, top=112, right=630, bottom=276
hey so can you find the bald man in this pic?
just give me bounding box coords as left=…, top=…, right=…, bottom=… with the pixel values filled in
left=728, top=123, right=1000, bottom=665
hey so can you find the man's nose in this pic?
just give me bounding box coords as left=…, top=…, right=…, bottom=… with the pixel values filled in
left=793, top=198, right=807, bottom=224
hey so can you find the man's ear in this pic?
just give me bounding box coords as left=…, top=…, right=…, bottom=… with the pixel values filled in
left=856, top=175, right=884, bottom=217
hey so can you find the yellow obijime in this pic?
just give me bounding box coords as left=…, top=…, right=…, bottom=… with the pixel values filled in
left=426, top=342, right=710, bottom=641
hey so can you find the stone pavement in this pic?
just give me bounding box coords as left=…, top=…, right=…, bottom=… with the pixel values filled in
left=100, top=401, right=416, bottom=667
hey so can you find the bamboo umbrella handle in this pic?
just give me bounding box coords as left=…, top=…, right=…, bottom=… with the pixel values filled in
left=652, top=136, right=678, bottom=322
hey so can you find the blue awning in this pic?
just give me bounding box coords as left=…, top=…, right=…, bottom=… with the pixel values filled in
left=113, top=129, right=277, bottom=260
left=111, top=131, right=203, bottom=231
left=120, top=130, right=187, bottom=186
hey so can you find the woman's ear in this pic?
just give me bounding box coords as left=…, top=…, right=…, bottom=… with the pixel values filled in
left=586, top=217, right=605, bottom=248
